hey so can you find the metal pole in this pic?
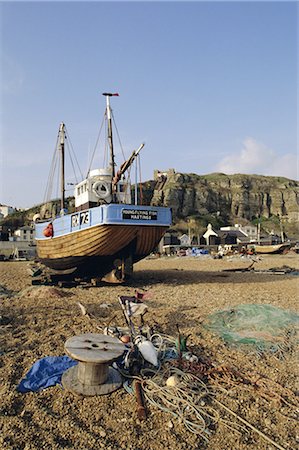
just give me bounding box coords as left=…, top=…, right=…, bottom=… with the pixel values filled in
left=135, top=155, right=138, bottom=205
left=59, top=123, right=65, bottom=214
left=104, top=94, right=115, bottom=178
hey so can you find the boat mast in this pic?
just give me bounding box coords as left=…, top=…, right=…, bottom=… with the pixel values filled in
left=103, top=93, right=118, bottom=178
left=59, top=122, right=65, bottom=214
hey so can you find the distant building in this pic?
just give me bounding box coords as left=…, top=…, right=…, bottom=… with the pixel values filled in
left=0, top=226, right=9, bottom=241
left=217, top=229, right=248, bottom=245
left=179, top=233, right=191, bottom=246
left=153, top=169, right=176, bottom=180
left=153, top=169, right=176, bottom=191
left=220, top=224, right=257, bottom=242
left=203, top=223, right=218, bottom=245
left=11, top=225, right=35, bottom=243
left=0, top=204, right=16, bottom=218
left=162, top=232, right=180, bottom=246
left=201, top=223, right=250, bottom=246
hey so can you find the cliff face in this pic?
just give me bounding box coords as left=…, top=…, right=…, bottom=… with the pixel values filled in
left=4, top=172, right=297, bottom=236
left=150, top=172, right=299, bottom=225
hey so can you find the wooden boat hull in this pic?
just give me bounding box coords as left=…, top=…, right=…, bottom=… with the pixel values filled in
left=36, top=223, right=168, bottom=276
left=35, top=203, right=171, bottom=278
left=254, top=243, right=290, bottom=254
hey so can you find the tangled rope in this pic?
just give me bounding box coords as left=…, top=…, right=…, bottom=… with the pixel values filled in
left=208, top=364, right=299, bottom=409
left=141, top=365, right=219, bottom=440
left=140, top=363, right=290, bottom=449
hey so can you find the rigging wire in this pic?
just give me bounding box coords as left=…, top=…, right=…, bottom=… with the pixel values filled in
left=86, top=113, right=106, bottom=177
left=112, top=111, right=126, bottom=162
left=65, top=127, right=83, bottom=181
left=65, top=138, right=80, bottom=186
left=42, top=104, right=142, bottom=205
left=43, top=125, right=84, bottom=204
left=43, top=132, right=60, bottom=203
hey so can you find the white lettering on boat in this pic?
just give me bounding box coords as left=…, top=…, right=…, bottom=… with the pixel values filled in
left=122, top=209, right=158, bottom=220
left=71, top=211, right=90, bottom=228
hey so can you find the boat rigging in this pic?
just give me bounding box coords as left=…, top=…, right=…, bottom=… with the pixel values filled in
left=35, top=92, right=172, bottom=282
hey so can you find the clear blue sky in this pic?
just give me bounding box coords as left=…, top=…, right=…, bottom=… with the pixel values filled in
left=1, top=1, right=297, bottom=208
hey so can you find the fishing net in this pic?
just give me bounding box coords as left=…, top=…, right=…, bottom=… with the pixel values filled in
left=205, top=304, right=299, bottom=354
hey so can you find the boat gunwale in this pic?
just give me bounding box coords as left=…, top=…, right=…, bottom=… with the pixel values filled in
left=35, top=220, right=170, bottom=241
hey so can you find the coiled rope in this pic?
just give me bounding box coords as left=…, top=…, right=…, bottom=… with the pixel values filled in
left=141, top=365, right=219, bottom=440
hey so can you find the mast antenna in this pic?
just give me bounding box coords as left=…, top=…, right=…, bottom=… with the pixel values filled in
left=59, top=122, right=66, bottom=214
left=102, top=92, right=119, bottom=178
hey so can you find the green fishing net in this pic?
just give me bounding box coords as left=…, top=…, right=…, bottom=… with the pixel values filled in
left=205, top=304, right=299, bottom=353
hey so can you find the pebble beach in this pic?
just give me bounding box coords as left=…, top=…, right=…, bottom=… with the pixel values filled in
left=0, top=253, right=298, bottom=450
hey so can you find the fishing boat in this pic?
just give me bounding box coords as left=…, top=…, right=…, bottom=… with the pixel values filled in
left=35, top=93, right=172, bottom=281
left=253, top=242, right=290, bottom=255
left=253, top=217, right=290, bottom=255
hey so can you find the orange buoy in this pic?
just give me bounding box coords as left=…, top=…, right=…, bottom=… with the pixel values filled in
left=43, top=223, right=53, bottom=237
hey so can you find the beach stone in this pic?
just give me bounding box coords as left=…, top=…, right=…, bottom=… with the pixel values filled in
left=264, top=418, right=271, bottom=427
left=167, top=420, right=174, bottom=429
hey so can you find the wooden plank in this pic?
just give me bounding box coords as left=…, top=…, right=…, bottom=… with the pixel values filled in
left=37, top=225, right=137, bottom=259
left=37, top=226, right=136, bottom=258
left=37, top=224, right=168, bottom=261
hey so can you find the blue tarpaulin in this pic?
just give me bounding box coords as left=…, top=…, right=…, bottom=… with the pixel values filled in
left=17, top=356, right=78, bottom=393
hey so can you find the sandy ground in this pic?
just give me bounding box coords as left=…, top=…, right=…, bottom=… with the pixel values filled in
left=0, top=253, right=298, bottom=450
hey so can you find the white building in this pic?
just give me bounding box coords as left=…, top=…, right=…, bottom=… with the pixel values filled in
left=12, top=226, right=35, bottom=243
left=203, top=223, right=218, bottom=245
left=179, top=233, right=191, bottom=246
left=0, top=204, right=16, bottom=218
left=220, top=224, right=257, bottom=241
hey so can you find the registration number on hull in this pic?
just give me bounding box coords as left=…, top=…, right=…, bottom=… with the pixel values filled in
left=71, top=211, right=90, bottom=228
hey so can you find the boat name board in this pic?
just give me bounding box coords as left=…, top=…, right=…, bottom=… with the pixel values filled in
left=122, top=209, right=157, bottom=221
left=71, top=211, right=90, bottom=228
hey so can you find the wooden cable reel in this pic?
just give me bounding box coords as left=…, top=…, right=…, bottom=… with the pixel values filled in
left=62, top=333, right=125, bottom=396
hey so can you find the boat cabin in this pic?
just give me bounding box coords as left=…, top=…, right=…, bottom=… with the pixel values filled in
left=75, top=168, right=131, bottom=211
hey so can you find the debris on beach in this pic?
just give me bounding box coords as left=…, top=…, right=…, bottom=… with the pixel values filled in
left=18, top=286, right=72, bottom=300
left=254, top=265, right=299, bottom=276
left=15, top=288, right=298, bottom=450
left=0, top=284, right=14, bottom=299
left=222, top=263, right=299, bottom=276
left=205, top=304, right=299, bottom=354
left=222, top=261, right=256, bottom=272
left=0, top=315, right=11, bottom=326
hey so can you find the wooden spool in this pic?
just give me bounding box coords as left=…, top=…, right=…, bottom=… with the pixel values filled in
left=62, top=333, right=125, bottom=396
